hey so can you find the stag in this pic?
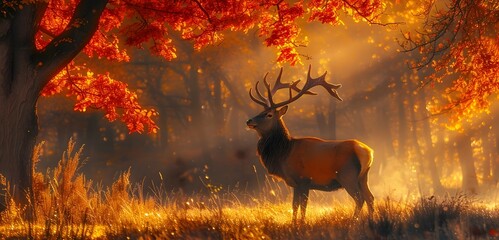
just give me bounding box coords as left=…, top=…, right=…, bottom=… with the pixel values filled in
left=246, top=65, right=374, bottom=223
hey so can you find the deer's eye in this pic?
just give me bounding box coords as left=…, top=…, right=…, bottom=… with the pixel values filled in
left=266, top=113, right=273, bottom=118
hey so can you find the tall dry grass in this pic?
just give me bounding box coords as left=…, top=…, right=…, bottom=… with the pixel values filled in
left=0, top=139, right=498, bottom=239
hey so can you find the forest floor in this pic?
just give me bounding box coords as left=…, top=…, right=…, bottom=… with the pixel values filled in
left=1, top=195, right=499, bottom=239
left=1, top=140, right=499, bottom=239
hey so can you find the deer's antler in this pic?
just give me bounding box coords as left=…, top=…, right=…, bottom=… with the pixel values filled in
left=249, top=65, right=342, bottom=109
left=270, top=68, right=305, bottom=95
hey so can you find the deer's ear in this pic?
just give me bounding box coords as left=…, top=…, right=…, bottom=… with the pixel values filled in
left=278, top=106, right=288, bottom=117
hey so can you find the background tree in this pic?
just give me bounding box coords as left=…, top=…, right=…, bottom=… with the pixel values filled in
left=400, top=0, right=499, bottom=130
left=397, top=0, right=498, bottom=192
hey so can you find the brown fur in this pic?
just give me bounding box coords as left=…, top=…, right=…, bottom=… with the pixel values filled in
left=285, top=138, right=371, bottom=186
left=247, top=107, right=374, bottom=222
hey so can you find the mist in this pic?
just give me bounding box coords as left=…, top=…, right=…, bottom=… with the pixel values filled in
left=36, top=16, right=499, bottom=205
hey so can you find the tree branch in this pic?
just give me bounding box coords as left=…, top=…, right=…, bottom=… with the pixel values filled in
left=192, top=0, right=212, bottom=23
left=34, top=0, right=108, bottom=93
left=341, top=0, right=401, bottom=26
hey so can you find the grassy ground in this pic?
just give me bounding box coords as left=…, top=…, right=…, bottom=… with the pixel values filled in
left=2, top=195, right=499, bottom=239
left=1, top=140, right=499, bottom=239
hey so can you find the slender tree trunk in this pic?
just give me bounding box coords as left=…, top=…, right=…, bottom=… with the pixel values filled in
left=418, top=88, right=443, bottom=192
left=186, top=66, right=206, bottom=142
left=212, top=76, right=224, bottom=132
left=368, top=105, right=392, bottom=177
left=481, top=128, right=494, bottom=184
left=315, top=101, right=327, bottom=137
left=493, top=127, right=499, bottom=183
left=407, top=89, right=426, bottom=190
left=421, top=120, right=443, bottom=192
left=455, top=134, right=479, bottom=193
left=395, top=80, right=408, bottom=160
left=158, top=107, right=170, bottom=149
left=379, top=104, right=395, bottom=159
left=82, top=114, right=99, bottom=155
left=56, top=112, right=72, bottom=150
left=328, top=98, right=337, bottom=139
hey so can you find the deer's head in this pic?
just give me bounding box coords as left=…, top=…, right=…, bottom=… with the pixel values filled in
left=246, top=65, right=343, bottom=136
left=246, top=106, right=288, bottom=136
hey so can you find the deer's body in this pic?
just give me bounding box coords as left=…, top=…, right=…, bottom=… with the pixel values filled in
left=247, top=66, right=374, bottom=223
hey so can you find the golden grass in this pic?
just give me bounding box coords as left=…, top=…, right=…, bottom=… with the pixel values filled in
left=1, top=139, right=499, bottom=239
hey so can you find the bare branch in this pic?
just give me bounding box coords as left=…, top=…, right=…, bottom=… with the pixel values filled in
left=191, top=0, right=212, bottom=23
left=341, top=0, right=402, bottom=26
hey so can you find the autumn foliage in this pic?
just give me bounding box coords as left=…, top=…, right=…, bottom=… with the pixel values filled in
left=2, top=0, right=495, bottom=133
left=401, top=0, right=499, bottom=130
left=8, top=0, right=385, bottom=133
left=436, top=36, right=499, bottom=130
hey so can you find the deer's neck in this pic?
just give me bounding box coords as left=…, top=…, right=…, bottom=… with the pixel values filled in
left=257, top=120, right=292, bottom=176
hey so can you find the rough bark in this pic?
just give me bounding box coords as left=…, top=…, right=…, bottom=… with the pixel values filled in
left=0, top=0, right=108, bottom=211
left=0, top=2, right=44, bottom=212
left=0, top=96, right=38, bottom=208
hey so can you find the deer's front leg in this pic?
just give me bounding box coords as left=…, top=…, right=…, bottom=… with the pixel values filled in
left=292, top=186, right=309, bottom=224
left=292, top=187, right=300, bottom=224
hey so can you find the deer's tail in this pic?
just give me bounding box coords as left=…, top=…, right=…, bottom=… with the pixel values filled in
left=353, top=141, right=374, bottom=178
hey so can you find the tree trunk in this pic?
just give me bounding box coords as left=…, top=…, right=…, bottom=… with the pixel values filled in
left=211, top=76, right=224, bottom=132
left=0, top=0, right=108, bottom=211
left=328, top=98, right=337, bottom=139
left=315, top=101, right=327, bottom=138
left=0, top=5, right=41, bottom=211
left=186, top=66, right=207, bottom=145
left=407, top=90, right=426, bottom=190
left=0, top=94, right=38, bottom=211
left=395, top=80, right=408, bottom=160
left=455, top=134, right=479, bottom=193
left=480, top=128, right=494, bottom=184
left=378, top=104, right=395, bottom=161
left=493, top=127, right=499, bottom=183
left=418, top=87, right=443, bottom=192
left=421, top=119, right=443, bottom=192
left=158, top=107, right=170, bottom=151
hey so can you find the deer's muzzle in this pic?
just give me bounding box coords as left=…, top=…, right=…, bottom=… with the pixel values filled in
left=246, top=119, right=256, bottom=128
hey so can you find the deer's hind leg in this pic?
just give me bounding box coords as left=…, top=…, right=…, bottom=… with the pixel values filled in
left=337, top=158, right=364, bottom=218
left=359, top=169, right=374, bottom=215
